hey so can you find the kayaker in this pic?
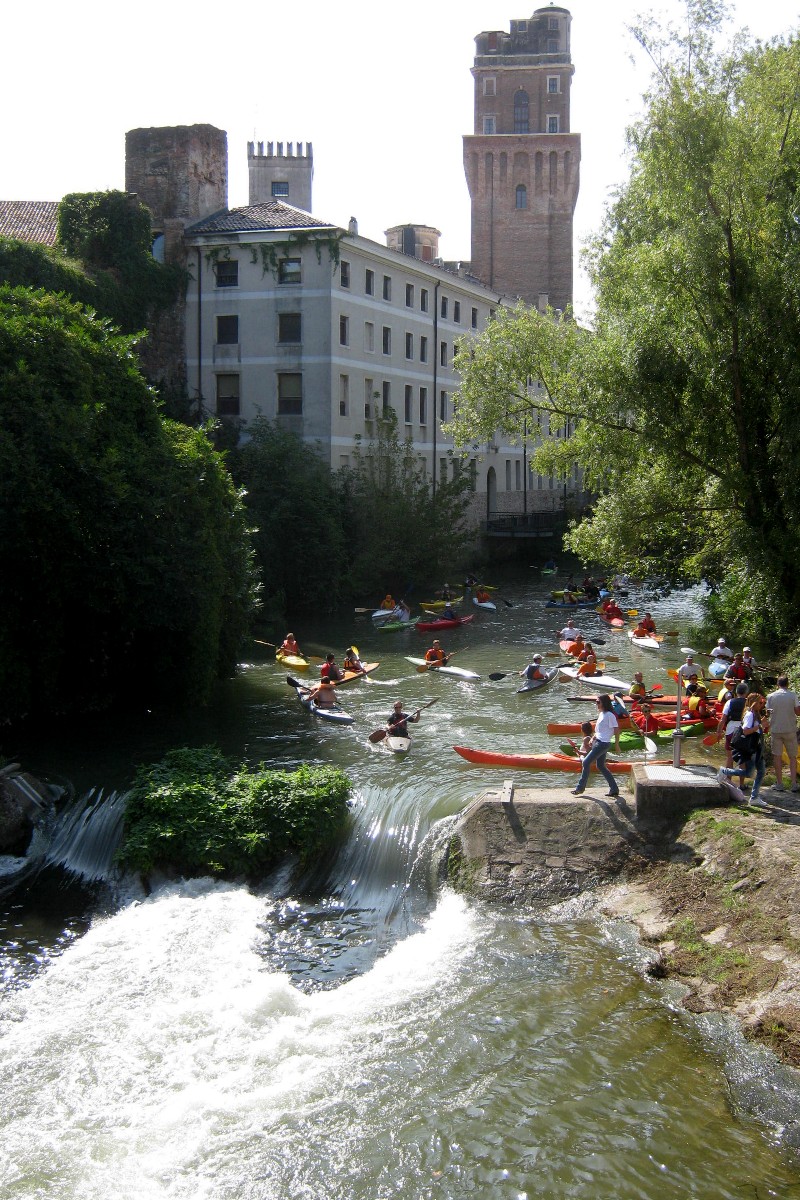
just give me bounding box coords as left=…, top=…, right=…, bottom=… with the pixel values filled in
left=280, top=633, right=301, bottom=657
left=380, top=593, right=395, bottom=611
left=709, top=637, right=734, bottom=663
left=464, top=574, right=479, bottom=589
left=727, top=653, right=749, bottom=683
left=386, top=700, right=420, bottom=739
left=640, top=612, right=657, bottom=634
left=520, top=654, right=546, bottom=683
left=678, top=653, right=698, bottom=683
left=603, top=600, right=624, bottom=621
left=629, top=671, right=647, bottom=699
left=343, top=647, right=365, bottom=674
left=320, top=653, right=344, bottom=682
left=631, top=620, right=651, bottom=640
left=570, top=694, right=620, bottom=797
left=442, top=602, right=458, bottom=621
left=440, top=583, right=454, bottom=601
left=425, top=639, right=448, bottom=666
left=566, top=633, right=585, bottom=657
left=684, top=672, right=701, bottom=697
left=687, top=684, right=714, bottom=719
left=305, top=677, right=338, bottom=708
left=742, top=647, right=758, bottom=676
left=396, top=599, right=412, bottom=621
left=543, top=557, right=556, bottom=570
left=558, top=618, right=582, bottom=641
left=633, top=702, right=660, bottom=735
left=576, top=646, right=599, bottom=676
left=475, top=586, right=492, bottom=604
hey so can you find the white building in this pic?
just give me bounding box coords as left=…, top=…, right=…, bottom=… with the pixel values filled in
left=184, top=201, right=570, bottom=528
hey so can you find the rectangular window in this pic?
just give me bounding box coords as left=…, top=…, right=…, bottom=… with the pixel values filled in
left=420, top=288, right=429, bottom=312
left=277, top=372, right=303, bottom=415
left=483, top=77, right=496, bottom=96
left=515, top=460, right=521, bottom=490
left=483, top=117, right=496, bottom=135
left=365, top=268, right=375, bottom=295
left=216, top=373, right=239, bottom=416
left=549, top=16, right=559, bottom=30
left=365, top=321, right=374, bottom=352
left=440, top=341, right=447, bottom=367
left=419, top=386, right=427, bottom=425
left=440, top=458, right=448, bottom=482
left=547, top=75, right=560, bottom=94
left=405, top=332, right=413, bottom=360
left=339, top=314, right=349, bottom=346
left=382, top=275, right=392, bottom=301
left=364, top=378, right=373, bottom=418
left=271, top=181, right=289, bottom=197
left=440, top=296, right=448, bottom=319
left=471, top=306, right=478, bottom=329
left=547, top=38, right=558, bottom=52
left=440, top=389, right=447, bottom=421
left=278, top=258, right=301, bottom=284
left=339, top=374, right=349, bottom=417
left=404, top=384, right=413, bottom=424
left=419, top=335, right=428, bottom=363
left=382, top=326, right=391, bottom=355
left=216, top=315, right=238, bottom=344
left=547, top=115, right=560, bottom=133
left=340, top=260, right=351, bottom=288
left=214, top=260, right=238, bottom=288
left=278, top=312, right=301, bottom=343
left=405, top=283, right=414, bottom=307
left=453, top=300, right=461, bottom=324
left=382, top=380, right=391, bottom=414
left=505, top=460, right=512, bottom=490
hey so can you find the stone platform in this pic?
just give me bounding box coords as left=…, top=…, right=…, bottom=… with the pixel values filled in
left=445, top=766, right=729, bottom=904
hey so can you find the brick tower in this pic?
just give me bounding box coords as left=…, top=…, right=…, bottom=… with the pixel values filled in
left=463, top=5, right=580, bottom=310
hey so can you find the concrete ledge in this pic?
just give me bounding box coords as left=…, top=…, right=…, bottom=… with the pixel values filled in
left=633, top=763, right=730, bottom=831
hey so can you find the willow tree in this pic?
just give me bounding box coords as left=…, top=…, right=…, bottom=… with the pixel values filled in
left=449, top=7, right=800, bottom=636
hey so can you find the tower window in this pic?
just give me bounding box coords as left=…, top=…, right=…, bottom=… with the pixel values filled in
left=549, top=17, right=559, bottom=30
left=547, top=115, right=560, bottom=134
left=514, top=90, right=529, bottom=134
left=547, top=76, right=560, bottom=94
left=271, top=181, right=289, bottom=197
left=515, top=185, right=528, bottom=210
left=483, top=117, right=496, bottom=135
left=547, top=39, right=558, bottom=52
left=483, top=77, right=496, bottom=97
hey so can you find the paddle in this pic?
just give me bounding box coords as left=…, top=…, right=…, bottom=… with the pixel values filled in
left=254, top=638, right=278, bottom=648
left=368, top=697, right=439, bottom=743
left=286, top=675, right=304, bottom=689
left=643, top=733, right=659, bottom=755
left=703, top=730, right=721, bottom=746
left=664, top=630, right=679, bottom=637
left=416, top=652, right=456, bottom=673
left=547, top=651, right=620, bottom=663
left=489, top=671, right=513, bottom=681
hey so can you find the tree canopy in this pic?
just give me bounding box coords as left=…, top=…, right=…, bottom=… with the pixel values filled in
left=0, top=286, right=256, bottom=722
left=449, top=9, right=800, bottom=636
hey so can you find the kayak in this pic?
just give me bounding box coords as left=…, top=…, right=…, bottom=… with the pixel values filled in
left=559, top=723, right=705, bottom=754
left=517, top=666, right=559, bottom=694
left=420, top=596, right=464, bottom=609
left=708, top=658, right=730, bottom=678
left=599, top=615, right=627, bottom=628
left=405, top=656, right=480, bottom=680
left=541, top=567, right=558, bottom=575
left=276, top=651, right=310, bottom=671
left=385, top=736, right=411, bottom=754
left=377, top=619, right=415, bottom=633
left=559, top=664, right=629, bottom=691
left=452, top=745, right=678, bottom=773
left=473, top=597, right=497, bottom=612
left=333, top=662, right=379, bottom=686
left=631, top=710, right=716, bottom=731
left=545, top=599, right=599, bottom=609
left=548, top=718, right=635, bottom=735
left=297, top=689, right=354, bottom=724
left=415, top=615, right=475, bottom=632
left=627, top=631, right=662, bottom=651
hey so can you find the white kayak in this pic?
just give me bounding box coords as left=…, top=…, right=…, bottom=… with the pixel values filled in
left=472, top=597, right=497, bottom=612
left=297, top=689, right=354, bottom=724
left=405, top=656, right=480, bottom=680
left=517, top=666, right=559, bottom=694
left=708, top=658, right=731, bottom=677
left=385, top=736, right=411, bottom=754
left=558, top=664, right=629, bottom=691
left=627, top=630, right=661, bottom=651
left=372, top=606, right=401, bottom=623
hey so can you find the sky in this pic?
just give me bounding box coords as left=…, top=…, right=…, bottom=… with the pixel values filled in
left=2, top=0, right=797, bottom=319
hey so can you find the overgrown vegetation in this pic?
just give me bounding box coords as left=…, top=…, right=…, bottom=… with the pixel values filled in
left=119, top=746, right=352, bottom=878
left=449, top=5, right=800, bottom=639
left=0, top=287, right=257, bottom=722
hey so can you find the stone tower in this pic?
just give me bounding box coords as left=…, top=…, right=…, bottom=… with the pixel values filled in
left=463, top=5, right=580, bottom=310
left=248, top=141, right=314, bottom=212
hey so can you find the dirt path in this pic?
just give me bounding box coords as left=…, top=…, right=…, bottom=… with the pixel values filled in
left=600, top=792, right=800, bottom=1067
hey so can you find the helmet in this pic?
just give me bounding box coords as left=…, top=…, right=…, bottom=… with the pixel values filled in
left=532, top=654, right=542, bottom=662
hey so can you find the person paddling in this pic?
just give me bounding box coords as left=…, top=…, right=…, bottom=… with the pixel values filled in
left=320, top=653, right=344, bottom=682
left=558, top=618, right=582, bottom=642
left=520, top=654, right=546, bottom=683
left=305, top=676, right=338, bottom=709
left=385, top=700, right=420, bottom=740
left=425, top=639, right=449, bottom=666
left=280, top=632, right=302, bottom=657
left=343, top=647, right=365, bottom=675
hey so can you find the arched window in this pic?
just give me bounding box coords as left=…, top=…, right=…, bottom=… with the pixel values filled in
left=515, top=184, right=527, bottom=209
left=513, top=90, right=529, bottom=133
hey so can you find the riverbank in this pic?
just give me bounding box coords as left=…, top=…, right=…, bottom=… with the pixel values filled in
left=599, top=794, right=800, bottom=1068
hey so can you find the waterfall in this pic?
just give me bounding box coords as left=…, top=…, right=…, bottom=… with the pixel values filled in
left=44, top=788, right=128, bottom=884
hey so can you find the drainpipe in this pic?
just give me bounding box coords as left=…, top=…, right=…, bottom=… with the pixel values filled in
left=432, top=280, right=440, bottom=499
left=196, top=247, right=203, bottom=418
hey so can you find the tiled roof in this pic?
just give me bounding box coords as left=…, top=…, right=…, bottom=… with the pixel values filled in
left=0, top=201, right=58, bottom=246
left=187, top=201, right=337, bottom=235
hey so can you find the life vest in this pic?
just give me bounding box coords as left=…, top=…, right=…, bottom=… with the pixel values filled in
left=426, top=648, right=446, bottom=664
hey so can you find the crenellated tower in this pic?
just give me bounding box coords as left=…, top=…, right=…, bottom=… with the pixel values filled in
left=248, top=141, right=314, bottom=212
left=463, top=5, right=580, bottom=310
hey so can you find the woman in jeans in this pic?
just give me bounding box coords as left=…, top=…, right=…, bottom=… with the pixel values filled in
left=717, top=692, right=768, bottom=807
left=571, top=693, right=619, bottom=797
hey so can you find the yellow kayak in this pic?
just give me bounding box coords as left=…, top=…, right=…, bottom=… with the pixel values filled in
left=276, top=651, right=310, bottom=671
left=420, top=596, right=464, bottom=609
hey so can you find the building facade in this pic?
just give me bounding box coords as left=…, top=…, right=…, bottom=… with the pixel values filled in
left=463, top=5, right=580, bottom=310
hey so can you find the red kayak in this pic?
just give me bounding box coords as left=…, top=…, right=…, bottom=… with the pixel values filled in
left=547, top=718, right=635, bottom=735
left=453, top=745, right=679, bottom=772
left=415, top=615, right=474, bottom=632
left=630, top=710, right=717, bottom=731
left=599, top=615, right=626, bottom=628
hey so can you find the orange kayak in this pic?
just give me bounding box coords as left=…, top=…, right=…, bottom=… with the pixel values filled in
left=452, top=746, right=679, bottom=772
left=547, top=717, right=634, bottom=735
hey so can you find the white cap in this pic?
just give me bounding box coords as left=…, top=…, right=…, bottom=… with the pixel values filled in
left=718, top=638, right=726, bottom=645
left=743, top=646, right=751, bottom=652
left=533, top=654, right=542, bottom=662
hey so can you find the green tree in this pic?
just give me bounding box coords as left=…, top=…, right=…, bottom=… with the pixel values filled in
left=449, top=10, right=800, bottom=636
left=0, top=286, right=257, bottom=722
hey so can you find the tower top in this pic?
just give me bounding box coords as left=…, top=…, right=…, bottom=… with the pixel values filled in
left=474, top=7, right=572, bottom=62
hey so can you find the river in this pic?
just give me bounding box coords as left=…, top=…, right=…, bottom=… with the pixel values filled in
left=2, top=574, right=799, bottom=1199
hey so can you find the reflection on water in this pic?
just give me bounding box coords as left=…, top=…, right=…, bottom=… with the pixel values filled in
left=1, top=575, right=799, bottom=1197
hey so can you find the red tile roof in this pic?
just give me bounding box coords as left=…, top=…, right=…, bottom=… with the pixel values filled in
left=0, top=201, right=58, bottom=246
left=187, top=201, right=335, bottom=235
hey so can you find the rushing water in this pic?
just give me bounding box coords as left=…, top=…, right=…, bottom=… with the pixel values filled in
left=2, top=573, right=799, bottom=1199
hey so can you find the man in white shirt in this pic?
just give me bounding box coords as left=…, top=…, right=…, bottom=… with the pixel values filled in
left=766, top=676, right=800, bottom=792
left=558, top=618, right=582, bottom=641
left=709, top=637, right=734, bottom=662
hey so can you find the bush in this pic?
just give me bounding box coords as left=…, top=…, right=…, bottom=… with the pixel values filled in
left=119, top=746, right=352, bottom=878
